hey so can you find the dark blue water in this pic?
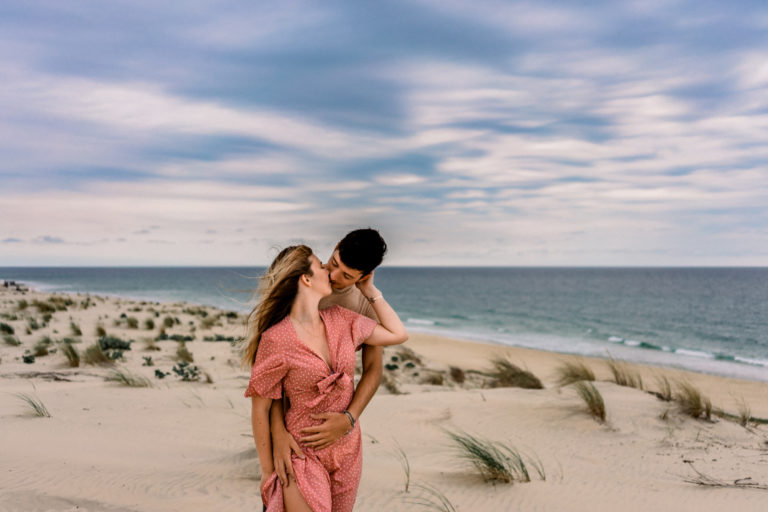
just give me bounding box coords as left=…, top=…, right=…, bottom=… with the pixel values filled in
left=2, top=267, right=767, bottom=381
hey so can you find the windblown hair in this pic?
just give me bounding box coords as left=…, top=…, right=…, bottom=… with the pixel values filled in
left=337, top=228, right=387, bottom=276
left=241, top=245, right=313, bottom=368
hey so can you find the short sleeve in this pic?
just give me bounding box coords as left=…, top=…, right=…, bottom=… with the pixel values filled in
left=335, top=305, right=377, bottom=349
left=244, top=331, right=287, bottom=399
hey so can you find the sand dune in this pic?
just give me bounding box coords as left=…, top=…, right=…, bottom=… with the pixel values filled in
left=1, top=288, right=767, bottom=511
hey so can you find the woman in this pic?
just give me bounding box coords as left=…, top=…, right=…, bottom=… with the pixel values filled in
left=242, top=245, right=408, bottom=512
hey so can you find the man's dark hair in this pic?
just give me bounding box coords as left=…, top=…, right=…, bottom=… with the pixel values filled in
left=337, top=228, right=387, bottom=276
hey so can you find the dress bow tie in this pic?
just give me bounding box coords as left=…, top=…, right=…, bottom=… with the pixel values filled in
left=307, top=371, right=352, bottom=408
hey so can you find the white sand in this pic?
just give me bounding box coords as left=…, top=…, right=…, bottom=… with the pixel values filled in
left=1, top=287, right=767, bottom=511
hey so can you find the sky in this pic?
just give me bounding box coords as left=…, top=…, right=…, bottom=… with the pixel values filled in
left=1, top=0, right=768, bottom=267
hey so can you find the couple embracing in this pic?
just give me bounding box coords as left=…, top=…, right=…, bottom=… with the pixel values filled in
left=242, top=228, right=408, bottom=512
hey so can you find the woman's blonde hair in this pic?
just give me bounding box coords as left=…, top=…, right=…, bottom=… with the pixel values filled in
left=241, top=245, right=314, bottom=368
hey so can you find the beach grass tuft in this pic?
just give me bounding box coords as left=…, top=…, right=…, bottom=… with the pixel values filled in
left=404, top=483, right=457, bottom=512
left=652, top=374, right=674, bottom=401
left=675, top=380, right=712, bottom=420
left=106, top=367, right=153, bottom=387
left=60, top=339, right=80, bottom=367
left=486, top=357, right=543, bottom=389
left=606, top=356, right=643, bottom=390
left=95, top=324, right=107, bottom=337
left=448, top=366, right=465, bottom=384
left=573, top=381, right=606, bottom=423
left=3, top=334, right=21, bottom=346
left=15, top=392, right=51, bottom=417
left=176, top=342, right=194, bottom=363
left=0, top=322, right=14, bottom=335
left=33, top=336, right=53, bottom=356
left=393, top=440, right=411, bottom=493
left=70, top=321, right=82, bottom=336
left=555, top=359, right=595, bottom=387
left=736, top=397, right=752, bottom=427
left=446, top=429, right=543, bottom=483
left=83, top=342, right=114, bottom=366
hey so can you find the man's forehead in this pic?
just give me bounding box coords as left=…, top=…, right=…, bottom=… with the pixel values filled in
left=332, top=250, right=363, bottom=276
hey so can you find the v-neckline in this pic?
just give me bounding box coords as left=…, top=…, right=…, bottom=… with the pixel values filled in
left=288, top=311, right=333, bottom=371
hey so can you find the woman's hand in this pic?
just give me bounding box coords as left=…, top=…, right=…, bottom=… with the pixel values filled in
left=260, top=472, right=272, bottom=495
left=299, top=412, right=352, bottom=450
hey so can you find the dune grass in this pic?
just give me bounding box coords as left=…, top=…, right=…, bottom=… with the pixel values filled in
left=60, top=339, right=80, bottom=367
left=33, top=336, right=53, bottom=356
left=393, top=440, right=411, bottom=493
left=675, top=380, right=712, bottom=420
left=652, top=374, right=674, bottom=401
left=555, top=359, right=595, bottom=387
left=95, top=324, right=107, bottom=337
left=15, top=392, right=51, bottom=417
left=176, top=342, right=194, bottom=363
left=70, top=321, right=82, bottom=336
left=83, top=342, right=114, bottom=366
left=446, top=429, right=543, bottom=483
left=486, top=357, right=543, bottom=389
left=573, top=381, right=606, bottom=423
left=106, top=367, right=153, bottom=387
left=0, top=322, right=14, bottom=335
left=404, top=483, right=457, bottom=512
left=736, top=397, right=752, bottom=427
left=3, top=334, right=21, bottom=346
left=606, top=356, right=643, bottom=390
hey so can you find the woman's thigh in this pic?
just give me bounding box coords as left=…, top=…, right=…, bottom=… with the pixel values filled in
left=283, top=475, right=314, bottom=512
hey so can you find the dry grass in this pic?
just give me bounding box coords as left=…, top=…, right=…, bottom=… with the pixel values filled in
left=15, top=392, right=51, bottom=417
left=404, top=483, right=457, bottom=512
left=446, top=429, right=544, bottom=483
left=175, top=342, right=194, bottom=363
left=60, top=340, right=80, bottom=367
left=106, top=367, right=152, bottom=387
left=83, top=342, right=114, bottom=366
left=675, top=380, right=712, bottom=420
left=606, top=357, right=643, bottom=390
left=393, top=440, right=411, bottom=493
left=652, top=374, right=673, bottom=401
left=573, top=381, right=606, bottom=423
left=555, top=359, right=595, bottom=387
left=486, top=357, right=543, bottom=389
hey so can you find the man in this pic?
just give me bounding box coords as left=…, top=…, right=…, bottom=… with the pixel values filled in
left=269, top=228, right=387, bottom=489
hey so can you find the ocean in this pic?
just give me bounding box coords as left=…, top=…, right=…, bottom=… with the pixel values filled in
left=2, top=267, right=767, bottom=382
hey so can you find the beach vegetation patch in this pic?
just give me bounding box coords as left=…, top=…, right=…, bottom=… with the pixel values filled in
left=0, top=322, right=15, bottom=335
left=203, top=334, right=238, bottom=342
left=446, top=429, right=544, bottom=484
left=33, top=336, right=53, bottom=356
left=27, top=318, right=40, bottom=331
left=183, top=306, right=208, bottom=317
left=106, top=367, right=152, bottom=387
left=3, top=334, right=21, bottom=346
left=163, top=316, right=175, bottom=328
left=172, top=361, right=201, bottom=381
left=60, top=339, right=80, bottom=367
left=486, top=357, right=543, bottom=389
left=675, top=380, right=712, bottom=420
left=155, top=369, right=170, bottom=379
left=83, top=342, right=114, bottom=365
left=70, top=321, right=82, bottom=336
left=16, top=299, right=29, bottom=311
left=420, top=372, right=444, bottom=386
left=606, top=357, right=643, bottom=390
left=15, top=392, right=51, bottom=417
left=143, top=337, right=161, bottom=351
left=449, top=366, right=465, bottom=384
left=736, top=397, right=752, bottom=427
left=22, top=352, right=35, bottom=364
left=142, top=356, right=154, bottom=366
left=126, top=316, right=139, bottom=329
left=95, top=323, right=107, bottom=337
left=573, top=381, right=606, bottom=423
left=176, top=342, right=194, bottom=363
left=396, top=346, right=423, bottom=365
left=144, top=318, right=155, bottom=330
left=555, top=359, right=595, bottom=387
left=381, top=372, right=403, bottom=395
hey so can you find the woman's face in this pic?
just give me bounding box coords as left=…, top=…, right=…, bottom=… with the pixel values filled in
left=308, top=254, right=332, bottom=296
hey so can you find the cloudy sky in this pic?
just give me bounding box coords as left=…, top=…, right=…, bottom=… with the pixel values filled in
left=2, top=0, right=767, bottom=266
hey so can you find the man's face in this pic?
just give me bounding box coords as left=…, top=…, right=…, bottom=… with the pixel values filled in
left=326, top=249, right=364, bottom=290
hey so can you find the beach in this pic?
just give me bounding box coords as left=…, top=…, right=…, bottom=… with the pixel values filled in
left=1, top=286, right=767, bottom=511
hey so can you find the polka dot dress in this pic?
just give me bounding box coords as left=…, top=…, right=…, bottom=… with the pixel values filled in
left=245, top=305, right=377, bottom=512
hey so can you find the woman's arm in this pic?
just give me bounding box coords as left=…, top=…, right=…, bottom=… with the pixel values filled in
left=251, top=395, right=275, bottom=490
left=356, top=272, right=408, bottom=346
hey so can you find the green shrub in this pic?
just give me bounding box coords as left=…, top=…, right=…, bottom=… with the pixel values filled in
left=3, top=334, right=21, bottom=346
left=1, top=322, right=15, bottom=335
left=70, top=322, right=82, bottom=336
left=126, top=317, right=139, bottom=329
left=163, top=316, right=174, bottom=328
left=144, top=318, right=155, bottom=330
left=172, top=361, right=201, bottom=381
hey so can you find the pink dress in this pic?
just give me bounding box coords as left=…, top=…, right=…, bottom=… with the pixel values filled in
left=245, top=305, right=377, bottom=512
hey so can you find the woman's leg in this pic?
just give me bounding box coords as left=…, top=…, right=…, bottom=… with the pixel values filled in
left=283, top=475, right=314, bottom=512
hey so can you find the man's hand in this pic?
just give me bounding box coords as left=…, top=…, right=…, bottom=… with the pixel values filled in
left=355, top=271, right=378, bottom=298
left=271, top=426, right=304, bottom=487
left=299, top=412, right=353, bottom=450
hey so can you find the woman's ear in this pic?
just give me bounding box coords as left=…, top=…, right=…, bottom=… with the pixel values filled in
left=302, top=274, right=311, bottom=286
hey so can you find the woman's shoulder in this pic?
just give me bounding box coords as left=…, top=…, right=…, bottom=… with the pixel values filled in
left=261, top=316, right=293, bottom=340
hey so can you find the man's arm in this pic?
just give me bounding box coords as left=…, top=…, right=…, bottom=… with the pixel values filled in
left=299, top=344, right=382, bottom=449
